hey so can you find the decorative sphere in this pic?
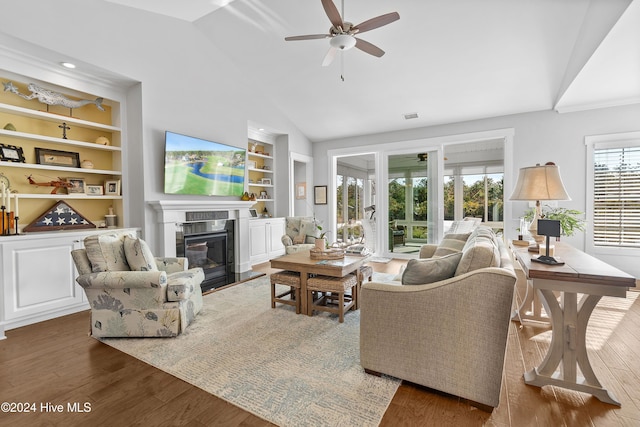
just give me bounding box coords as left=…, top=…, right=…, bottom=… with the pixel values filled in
left=95, top=136, right=110, bottom=145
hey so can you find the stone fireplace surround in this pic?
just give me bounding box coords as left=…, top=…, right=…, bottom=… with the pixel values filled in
left=149, top=200, right=256, bottom=275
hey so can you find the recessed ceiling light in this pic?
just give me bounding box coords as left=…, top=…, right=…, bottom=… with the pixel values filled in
left=403, top=112, right=419, bottom=120
left=258, top=128, right=265, bottom=131
left=60, top=62, right=76, bottom=69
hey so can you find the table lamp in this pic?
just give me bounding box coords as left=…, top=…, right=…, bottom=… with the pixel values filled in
left=509, top=162, right=570, bottom=252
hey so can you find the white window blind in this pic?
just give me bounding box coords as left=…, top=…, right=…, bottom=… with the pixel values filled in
left=592, top=145, right=640, bottom=248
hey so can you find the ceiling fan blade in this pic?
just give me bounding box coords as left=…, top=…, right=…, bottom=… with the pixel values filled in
left=322, top=46, right=338, bottom=67
left=321, top=0, right=343, bottom=29
left=285, top=34, right=329, bottom=41
left=355, top=38, right=385, bottom=57
left=352, top=12, right=400, bottom=34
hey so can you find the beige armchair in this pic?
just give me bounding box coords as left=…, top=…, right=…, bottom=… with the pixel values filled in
left=71, top=231, right=204, bottom=337
left=360, top=229, right=516, bottom=409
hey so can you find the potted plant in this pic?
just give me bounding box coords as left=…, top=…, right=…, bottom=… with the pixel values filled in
left=524, top=206, right=586, bottom=237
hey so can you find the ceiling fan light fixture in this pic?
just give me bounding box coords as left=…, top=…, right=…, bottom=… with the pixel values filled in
left=330, top=34, right=356, bottom=50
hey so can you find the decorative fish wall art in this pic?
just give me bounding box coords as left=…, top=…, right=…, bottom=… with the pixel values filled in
left=3, top=81, right=104, bottom=114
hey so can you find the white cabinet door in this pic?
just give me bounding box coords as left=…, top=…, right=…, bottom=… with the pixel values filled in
left=250, top=218, right=285, bottom=264
left=1, top=235, right=86, bottom=331
left=249, top=220, right=269, bottom=263
left=267, top=218, right=285, bottom=258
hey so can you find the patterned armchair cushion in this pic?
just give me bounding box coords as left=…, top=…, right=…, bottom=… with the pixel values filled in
left=124, top=236, right=158, bottom=271
left=166, top=268, right=205, bottom=302
left=76, top=270, right=168, bottom=290
left=299, top=218, right=321, bottom=243
left=155, top=257, right=188, bottom=274
left=84, top=231, right=135, bottom=272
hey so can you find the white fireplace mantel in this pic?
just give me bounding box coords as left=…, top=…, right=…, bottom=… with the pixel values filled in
left=149, top=200, right=256, bottom=273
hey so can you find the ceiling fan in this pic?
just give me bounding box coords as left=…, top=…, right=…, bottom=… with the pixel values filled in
left=285, top=0, right=400, bottom=67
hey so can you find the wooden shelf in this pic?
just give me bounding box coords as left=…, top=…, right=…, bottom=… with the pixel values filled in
left=0, top=102, right=120, bottom=132
left=14, top=193, right=123, bottom=200
left=248, top=151, right=273, bottom=160
left=0, top=161, right=121, bottom=175
left=0, top=128, right=121, bottom=151
left=248, top=167, right=273, bottom=174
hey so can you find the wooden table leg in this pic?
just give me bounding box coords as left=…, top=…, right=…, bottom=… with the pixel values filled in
left=512, top=279, right=550, bottom=324
left=524, top=289, right=621, bottom=406
left=300, top=271, right=308, bottom=316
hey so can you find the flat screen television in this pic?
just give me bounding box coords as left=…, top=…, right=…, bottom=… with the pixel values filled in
left=164, top=131, right=246, bottom=196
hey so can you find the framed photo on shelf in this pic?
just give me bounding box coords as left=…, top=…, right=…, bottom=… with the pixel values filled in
left=66, top=177, right=86, bottom=194
left=260, top=178, right=272, bottom=185
left=314, top=185, right=327, bottom=205
left=296, top=182, right=306, bottom=199
left=104, top=180, right=120, bottom=195
left=249, top=208, right=258, bottom=218
left=85, top=184, right=104, bottom=195
left=0, top=143, right=25, bottom=162
left=36, top=147, right=80, bottom=168
left=247, top=160, right=257, bottom=169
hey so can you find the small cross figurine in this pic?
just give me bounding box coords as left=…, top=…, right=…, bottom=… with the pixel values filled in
left=59, top=122, right=70, bottom=139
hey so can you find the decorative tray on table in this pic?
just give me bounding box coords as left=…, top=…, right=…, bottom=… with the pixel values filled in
left=310, top=247, right=345, bottom=260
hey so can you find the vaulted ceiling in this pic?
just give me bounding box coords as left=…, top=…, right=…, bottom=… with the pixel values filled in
left=104, top=0, right=639, bottom=142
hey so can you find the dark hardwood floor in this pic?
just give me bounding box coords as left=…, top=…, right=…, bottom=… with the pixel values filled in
left=1, top=259, right=639, bottom=426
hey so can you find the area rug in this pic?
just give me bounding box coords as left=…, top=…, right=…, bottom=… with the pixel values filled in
left=100, top=274, right=400, bottom=427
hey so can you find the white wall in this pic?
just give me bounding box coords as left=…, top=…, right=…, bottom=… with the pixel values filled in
left=1, top=0, right=312, bottom=253
left=314, top=104, right=640, bottom=277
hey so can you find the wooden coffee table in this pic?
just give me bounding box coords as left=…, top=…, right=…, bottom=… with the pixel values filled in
left=270, top=251, right=368, bottom=315
left=512, top=242, right=635, bottom=406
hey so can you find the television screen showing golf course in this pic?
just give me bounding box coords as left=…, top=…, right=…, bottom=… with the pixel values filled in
left=164, top=131, right=246, bottom=196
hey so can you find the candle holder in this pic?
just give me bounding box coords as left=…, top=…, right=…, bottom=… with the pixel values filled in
left=13, top=216, right=20, bottom=235
left=1, top=205, right=5, bottom=235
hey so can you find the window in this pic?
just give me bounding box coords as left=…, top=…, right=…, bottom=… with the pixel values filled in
left=591, top=144, right=640, bottom=248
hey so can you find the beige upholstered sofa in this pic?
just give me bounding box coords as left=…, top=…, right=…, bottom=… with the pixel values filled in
left=360, top=226, right=516, bottom=409
left=281, top=216, right=321, bottom=254
left=71, top=231, right=204, bottom=338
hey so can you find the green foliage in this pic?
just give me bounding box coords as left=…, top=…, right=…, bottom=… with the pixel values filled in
left=524, top=206, right=586, bottom=236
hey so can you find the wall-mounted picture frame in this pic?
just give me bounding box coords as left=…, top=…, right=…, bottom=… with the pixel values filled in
left=85, top=184, right=104, bottom=195
left=66, top=177, right=86, bottom=194
left=0, top=143, right=25, bottom=163
left=296, top=182, right=306, bottom=199
left=104, top=179, right=120, bottom=196
left=36, top=147, right=80, bottom=168
left=314, top=185, right=327, bottom=205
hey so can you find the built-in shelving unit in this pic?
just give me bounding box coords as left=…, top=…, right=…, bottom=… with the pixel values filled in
left=0, top=73, right=123, bottom=229
left=247, top=138, right=275, bottom=217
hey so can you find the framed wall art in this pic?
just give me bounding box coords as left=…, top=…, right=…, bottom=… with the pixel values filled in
left=296, top=182, right=306, bottom=199
left=314, top=185, right=327, bottom=205
left=0, top=143, right=25, bottom=162
left=36, top=147, right=80, bottom=168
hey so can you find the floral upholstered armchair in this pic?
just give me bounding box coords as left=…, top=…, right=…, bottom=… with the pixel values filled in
left=71, top=231, right=204, bottom=338
left=281, top=216, right=321, bottom=254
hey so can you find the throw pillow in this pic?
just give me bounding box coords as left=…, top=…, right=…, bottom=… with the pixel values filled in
left=455, top=237, right=500, bottom=276
left=124, top=236, right=158, bottom=271
left=433, top=232, right=471, bottom=257
left=293, top=233, right=306, bottom=245
left=401, top=252, right=463, bottom=285
left=84, top=232, right=132, bottom=272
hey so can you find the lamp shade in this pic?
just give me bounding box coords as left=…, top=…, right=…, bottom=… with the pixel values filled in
left=509, top=163, right=571, bottom=201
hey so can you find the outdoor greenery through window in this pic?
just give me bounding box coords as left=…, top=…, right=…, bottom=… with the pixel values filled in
left=592, top=145, right=640, bottom=248
left=444, top=172, right=504, bottom=223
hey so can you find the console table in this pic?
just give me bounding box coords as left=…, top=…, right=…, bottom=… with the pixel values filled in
left=512, top=242, right=635, bottom=406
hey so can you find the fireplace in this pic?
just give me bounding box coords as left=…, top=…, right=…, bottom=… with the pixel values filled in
left=176, top=217, right=234, bottom=292
left=149, top=200, right=257, bottom=290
